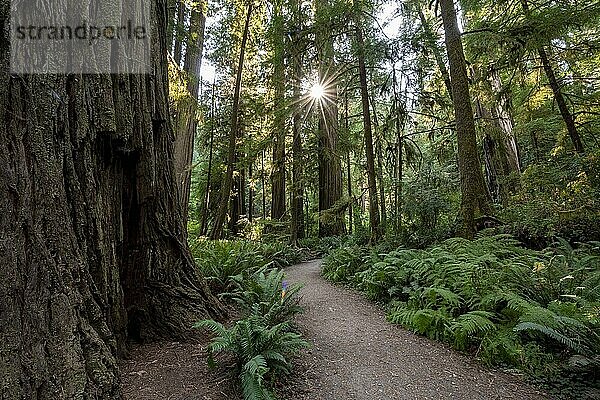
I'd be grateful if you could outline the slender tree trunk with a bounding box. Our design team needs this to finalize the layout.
[0,1,224,398]
[290,27,305,242]
[346,151,353,234]
[271,0,286,221]
[344,93,353,235]
[261,149,267,220]
[240,162,247,217]
[355,18,381,242]
[519,0,584,154]
[538,48,584,153]
[210,2,253,239]
[248,161,254,223]
[439,0,492,238]
[392,67,403,231]
[370,91,387,233]
[201,81,216,235]
[173,3,206,224]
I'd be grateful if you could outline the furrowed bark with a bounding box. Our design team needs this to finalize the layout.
[0,1,223,398]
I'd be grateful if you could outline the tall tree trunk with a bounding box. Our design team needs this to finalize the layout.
[439,0,492,238]
[210,2,253,239]
[174,4,206,226]
[248,161,254,223]
[538,48,584,153]
[261,149,267,219]
[371,97,387,234]
[489,69,521,176]
[201,81,216,235]
[355,18,382,242]
[228,170,240,235]
[476,68,521,205]
[376,140,387,233]
[290,28,305,242]
[315,0,345,237]
[346,151,353,234]
[271,0,286,221]
[344,93,353,235]
[519,0,584,154]
[392,67,403,231]
[0,1,223,398]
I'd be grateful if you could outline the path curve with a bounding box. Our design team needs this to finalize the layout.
[282,259,548,400]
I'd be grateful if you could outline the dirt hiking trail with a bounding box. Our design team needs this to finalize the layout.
[121,259,549,400]
[281,259,548,400]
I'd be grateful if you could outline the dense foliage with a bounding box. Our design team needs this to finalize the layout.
[191,239,305,292]
[322,234,600,398]
[172,0,600,397]
[192,240,309,400]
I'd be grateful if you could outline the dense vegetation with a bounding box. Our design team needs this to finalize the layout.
[4,0,600,397]
[176,0,600,392]
[320,234,600,398]
[178,0,600,246]
[191,240,309,399]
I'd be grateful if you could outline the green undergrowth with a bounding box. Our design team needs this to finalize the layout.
[190,238,306,293]
[192,239,308,400]
[322,234,600,399]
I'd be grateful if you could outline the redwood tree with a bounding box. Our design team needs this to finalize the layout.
[173,2,208,223]
[0,0,223,398]
[315,0,346,237]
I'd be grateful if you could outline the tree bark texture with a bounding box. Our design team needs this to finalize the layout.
[489,69,521,176]
[174,4,207,224]
[439,0,493,238]
[0,1,223,398]
[476,70,521,204]
[290,26,305,242]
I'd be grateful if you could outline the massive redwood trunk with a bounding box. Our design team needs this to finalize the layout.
[290,26,305,242]
[0,1,223,398]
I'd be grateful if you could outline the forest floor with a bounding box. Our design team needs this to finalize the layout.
[121,259,549,400]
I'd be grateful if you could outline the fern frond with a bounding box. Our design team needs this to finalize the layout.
[514,322,586,354]
[450,311,496,350]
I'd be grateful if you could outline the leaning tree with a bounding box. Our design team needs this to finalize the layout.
[0,0,223,398]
